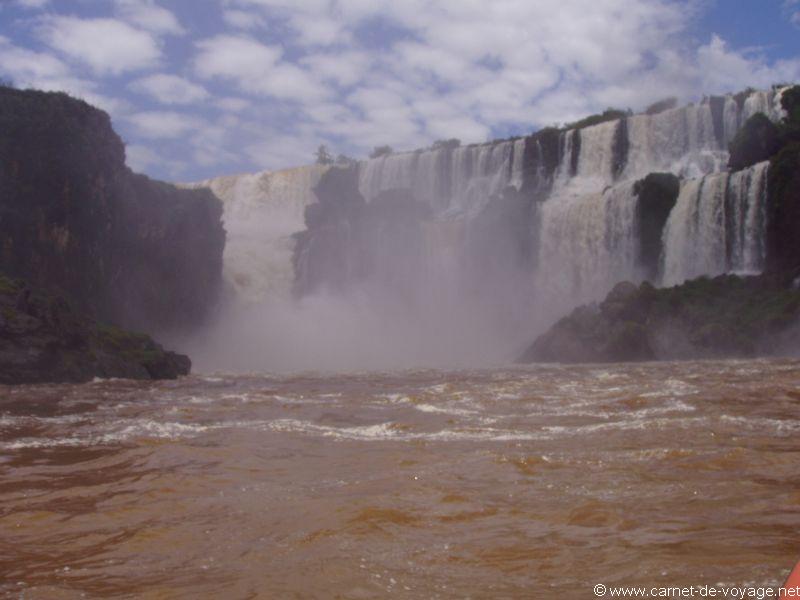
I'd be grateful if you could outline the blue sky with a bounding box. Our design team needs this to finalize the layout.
[0,0,798,182]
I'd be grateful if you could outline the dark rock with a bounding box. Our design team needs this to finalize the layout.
[0,86,224,335]
[708,95,726,148]
[0,274,190,384]
[520,274,800,364]
[569,128,581,176]
[728,113,780,172]
[766,142,800,275]
[532,127,562,180]
[633,173,681,281]
[611,119,629,179]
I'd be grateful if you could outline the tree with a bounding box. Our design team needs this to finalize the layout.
[315,144,333,165]
[335,154,356,166]
[431,138,461,151]
[0,76,14,89]
[369,145,393,159]
[645,97,677,116]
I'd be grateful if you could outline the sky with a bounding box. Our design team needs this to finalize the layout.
[0,0,799,182]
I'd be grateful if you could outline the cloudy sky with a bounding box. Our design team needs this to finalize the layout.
[1,0,799,181]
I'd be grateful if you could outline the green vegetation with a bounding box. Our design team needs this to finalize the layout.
[0,274,191,383]
[369,145,394,159]
[315,144,334,165]
[564,108,631,131]
[431,138,461,151]
[645,97,677,115]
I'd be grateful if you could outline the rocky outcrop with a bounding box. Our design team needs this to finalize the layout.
[728,113,780,172]
[766,87,800,276]
[293,166,431,296]
[0,275,190,384]
[0,86,224,335]
[520,275,800,363]
[633,173,680,281]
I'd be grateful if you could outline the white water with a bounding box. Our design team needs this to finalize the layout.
[536,182,643,308]
[662,161,770,286]
[186,165,328,301]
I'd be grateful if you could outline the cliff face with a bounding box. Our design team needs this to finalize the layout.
[0,86,224,334]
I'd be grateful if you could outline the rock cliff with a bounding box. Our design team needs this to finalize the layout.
[0,86,225,335]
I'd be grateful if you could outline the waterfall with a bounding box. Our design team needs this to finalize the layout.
[188,87,783,366]
[535,182,643,310]
[623,102,723,179]
[186,165,328,301]
[727,161,769,274]
[358,139,524,217]
[661,161,769,286]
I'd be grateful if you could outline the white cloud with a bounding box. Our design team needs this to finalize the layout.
[36,16,161,75]
[215,96,251,112]
[785,0,800,27]
[130,74,209,104]
[127,110,202,138]
[194,34,328,102]
[222,9,265,30]
[126,143,160,171]
[195,34,280,80]
[15,0,49,8]
[0,36,127,114]
[115,0,185,36]
[695,35,800,94]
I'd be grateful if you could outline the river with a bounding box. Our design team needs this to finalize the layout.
[2,359,799,598]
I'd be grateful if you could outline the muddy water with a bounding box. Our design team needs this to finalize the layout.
[1,359,799,598]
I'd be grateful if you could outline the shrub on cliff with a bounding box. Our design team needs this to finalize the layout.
[645,97,678,115]
[565,108,630,131]
[369,145,393,159]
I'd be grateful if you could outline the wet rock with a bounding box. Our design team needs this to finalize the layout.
[520,274,800,364]
[0,275,190,384]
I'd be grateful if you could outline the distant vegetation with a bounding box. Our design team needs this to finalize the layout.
[315,144,334,165]
[431,138,461,150]
[645,97,677,115]
[564,108,631,131]
[335,154,356,166]
[369,145,394,159]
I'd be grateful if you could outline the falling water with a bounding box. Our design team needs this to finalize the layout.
[661,161,770,286]
[186,165,328,301]
[536,182,643,310]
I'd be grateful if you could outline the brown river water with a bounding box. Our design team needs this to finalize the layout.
[1,359,800,599]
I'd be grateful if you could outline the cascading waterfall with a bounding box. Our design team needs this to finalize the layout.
[662,161,770,286]
[188,87,786,368]
[535,182,642,309]
[358,139,526,216]
[186,165,328,301]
